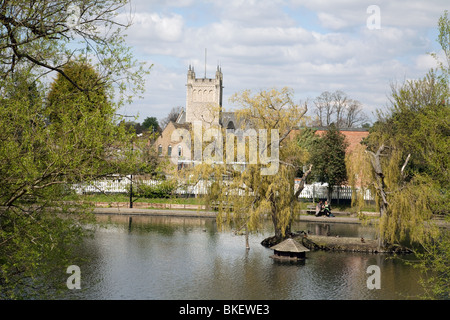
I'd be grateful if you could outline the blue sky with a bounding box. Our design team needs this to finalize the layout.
[116,0,449,124]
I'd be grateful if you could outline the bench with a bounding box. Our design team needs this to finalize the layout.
[306,205,317,215]
[210,201,233,211]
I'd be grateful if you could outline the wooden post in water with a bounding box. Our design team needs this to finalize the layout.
[245,225,250,250]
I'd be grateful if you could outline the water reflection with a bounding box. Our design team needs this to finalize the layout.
[62,215,424,300]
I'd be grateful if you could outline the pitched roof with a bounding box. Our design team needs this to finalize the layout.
[270,238,310,253]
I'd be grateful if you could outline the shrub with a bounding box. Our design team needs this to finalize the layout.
[136,180,177,199]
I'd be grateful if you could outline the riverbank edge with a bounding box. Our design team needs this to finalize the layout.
[92,206,371,225]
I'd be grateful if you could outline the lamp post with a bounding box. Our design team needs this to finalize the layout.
[130,140,134,209]
[119,114,136,209]
[129,172,133,208]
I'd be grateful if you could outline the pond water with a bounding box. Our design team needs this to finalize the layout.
[61,215,424,300]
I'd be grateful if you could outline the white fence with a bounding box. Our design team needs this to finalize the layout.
[73,177,210,196]
[74,178,373,200]
[295,182,373,201]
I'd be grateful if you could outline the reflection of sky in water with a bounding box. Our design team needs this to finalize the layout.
[63,215,423,300]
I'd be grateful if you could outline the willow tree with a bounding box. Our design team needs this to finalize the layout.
[347,12,450,299]
[346,31,449,298]
[178,88,311,247]
[310,124,348,203]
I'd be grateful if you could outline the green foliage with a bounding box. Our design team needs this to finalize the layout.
[366,72,449,189]
[142,116,161,133]
[364,70,450,214]
[0,0,151,299]
[310,124,348,201]
[352,11,450,299]
[135,180,177,199]
[345,143,375,216]
[0,69,138,298]
[431,10,450,78]
[295,128,319,177]
[178,88,310,241]
[47,59,111,123]
[413,231,450,300]
[379,174,442,245]
[0,0,151,105]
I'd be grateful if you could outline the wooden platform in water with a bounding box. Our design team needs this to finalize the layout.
[298,235,411,254]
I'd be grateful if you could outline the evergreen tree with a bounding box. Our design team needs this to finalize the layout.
[142,116,161,133]
[310,124,348,202]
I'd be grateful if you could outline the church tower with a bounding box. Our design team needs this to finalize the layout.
[185,65,223,125]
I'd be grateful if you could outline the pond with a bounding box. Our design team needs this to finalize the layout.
[60,214,424,300]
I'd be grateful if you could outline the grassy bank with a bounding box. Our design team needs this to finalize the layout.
[67,194,206,205]
[67,194,377,213]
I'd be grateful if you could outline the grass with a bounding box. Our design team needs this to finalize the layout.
[69,194,377,213]
[71,193,206,206]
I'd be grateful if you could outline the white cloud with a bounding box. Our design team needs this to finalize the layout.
[317,12,351,30]
[212,0,293,27]
[415,54,440,71]
[117,0,449,123]
[123,12,184,43]
[293,0,448,29]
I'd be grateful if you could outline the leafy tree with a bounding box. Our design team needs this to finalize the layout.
[310,124,348,202]
[0,65,142,298]
[0,0,150,102]
[362,70,449,221]
[47,59,112,126]
[296,127,320,177]
[0,0,149,298]
[142,116,161,133]
[347,11,450,299]
[124,121,145,134]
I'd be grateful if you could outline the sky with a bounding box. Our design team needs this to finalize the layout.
[115,0,448,124]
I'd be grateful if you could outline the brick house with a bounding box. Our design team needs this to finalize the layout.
[313,127,369,153]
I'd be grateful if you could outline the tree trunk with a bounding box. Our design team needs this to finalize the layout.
[294,164,313,199]
[245,225,250,250]
[269,164,314,242]
[367,145,389,218]
[366,145,390,248]
[271,205,283,240]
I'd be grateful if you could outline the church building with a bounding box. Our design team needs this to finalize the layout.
[155,64,241,167]
[154,63,368,170]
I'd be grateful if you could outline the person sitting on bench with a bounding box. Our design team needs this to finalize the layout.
[315,201,324,216]
[323,201,334,217]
